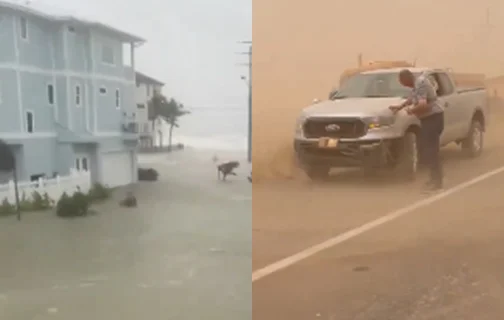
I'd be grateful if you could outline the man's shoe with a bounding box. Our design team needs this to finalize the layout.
[422,181,444,194]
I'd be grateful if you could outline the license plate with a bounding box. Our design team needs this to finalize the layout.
[318,137,338,148]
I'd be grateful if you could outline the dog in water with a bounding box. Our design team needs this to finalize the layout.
[217,161,240,181]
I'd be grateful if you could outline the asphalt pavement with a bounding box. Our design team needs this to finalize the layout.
[253,112,504,319]
[0,148,251,320]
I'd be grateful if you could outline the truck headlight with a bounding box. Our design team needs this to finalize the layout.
[365,116,396,129]
[295,116,307,134]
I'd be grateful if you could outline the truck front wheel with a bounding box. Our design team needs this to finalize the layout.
[394,131,418,181]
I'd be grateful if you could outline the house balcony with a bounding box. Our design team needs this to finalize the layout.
[137,122,153,137]
[121,121,139,141]
[121,121,153,135]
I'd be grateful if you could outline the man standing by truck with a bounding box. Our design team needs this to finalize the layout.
[389,69,444,192]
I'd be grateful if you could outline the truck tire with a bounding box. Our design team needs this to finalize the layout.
[461,119,483,158]
[303,164,330,181]
[394,131,418,181]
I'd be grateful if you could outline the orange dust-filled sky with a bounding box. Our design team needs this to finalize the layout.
[252,0,504,180]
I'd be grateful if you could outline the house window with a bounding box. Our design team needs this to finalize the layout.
[68,26,75,32]
[146,85,150,97]
[115,89,120,109]
[137,103,145,109]
[47,84,54,105]
[81,157,88,171]
[101,45,114,64]
[75,157,89,171]
[99,87,107,94]
[25,111,34,133]
[75,85,81,106]
[20,17,28,40]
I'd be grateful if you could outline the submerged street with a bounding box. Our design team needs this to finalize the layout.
[0,149,251,320]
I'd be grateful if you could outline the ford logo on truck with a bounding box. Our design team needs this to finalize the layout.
[325,124,340,132]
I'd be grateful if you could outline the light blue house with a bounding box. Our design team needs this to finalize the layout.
[0,1,144,187]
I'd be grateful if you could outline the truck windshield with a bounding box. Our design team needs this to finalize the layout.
[332,72,420,99]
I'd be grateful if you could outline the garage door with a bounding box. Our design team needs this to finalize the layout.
[100,151,134,187]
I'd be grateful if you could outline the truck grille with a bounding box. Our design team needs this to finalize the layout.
[303,118,366,139]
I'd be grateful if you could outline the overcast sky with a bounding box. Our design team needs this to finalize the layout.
[33,0,251,109]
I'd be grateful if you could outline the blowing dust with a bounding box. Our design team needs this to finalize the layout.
[252,0,504,182]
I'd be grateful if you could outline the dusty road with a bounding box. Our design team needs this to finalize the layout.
[253,112,504,319]
[0,149,251,320]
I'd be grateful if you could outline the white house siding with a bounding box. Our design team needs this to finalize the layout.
[135,82,149,126]
[20,73,56,131]
[0,69,22,132]
[96,79,136,133]
[69,76,89,133]
[135,82,163,125]
[0,15,16,63]
[21,137,57,181]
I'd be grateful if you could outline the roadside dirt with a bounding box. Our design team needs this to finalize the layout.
[253,108,504,270]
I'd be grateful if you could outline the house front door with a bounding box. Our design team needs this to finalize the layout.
[75,156,90,172]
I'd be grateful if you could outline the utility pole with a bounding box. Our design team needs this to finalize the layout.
[237,41,252,163]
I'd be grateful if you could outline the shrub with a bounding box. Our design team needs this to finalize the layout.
[72,190,90,216]
[43,192,55,208]
[0,198,15,216]
[56,192,73,217]
[0,192,54,217]
[56,191,90,217]
[138,168,159,181]
[88,183,111,201]
[31,191,52,211]
[19,192,33,211]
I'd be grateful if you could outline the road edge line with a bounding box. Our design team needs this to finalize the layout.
[252,165,504,282]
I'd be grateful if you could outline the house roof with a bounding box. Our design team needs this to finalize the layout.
[136,71,164,86]
[0,0,145,43]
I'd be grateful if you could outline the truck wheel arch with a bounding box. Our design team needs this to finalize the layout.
[471,108,485,131]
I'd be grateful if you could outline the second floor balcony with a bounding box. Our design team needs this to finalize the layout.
[121,120,153,138]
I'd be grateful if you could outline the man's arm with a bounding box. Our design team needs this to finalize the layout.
[389,94,413,113]
[409,80,430,113]
[399,95,413,109]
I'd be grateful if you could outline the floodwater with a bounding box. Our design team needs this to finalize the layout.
[0,149,251,320]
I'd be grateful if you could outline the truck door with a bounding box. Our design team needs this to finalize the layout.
[431,72,458,145]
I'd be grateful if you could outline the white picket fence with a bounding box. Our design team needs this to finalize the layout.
[0,169,92,204]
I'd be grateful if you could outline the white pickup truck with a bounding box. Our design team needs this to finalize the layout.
[293,67,488,180]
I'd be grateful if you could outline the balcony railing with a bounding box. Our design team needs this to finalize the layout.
[139,122,152,134]
[121,122,139,134]
[121,121,153,135]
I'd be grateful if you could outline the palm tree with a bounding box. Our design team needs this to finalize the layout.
[148,93,190,148]
[163,98,190,148]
